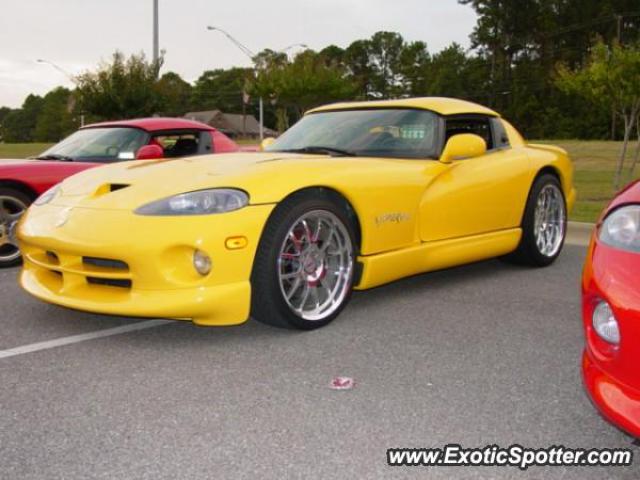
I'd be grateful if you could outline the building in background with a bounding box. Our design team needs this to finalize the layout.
[185,110,277,139]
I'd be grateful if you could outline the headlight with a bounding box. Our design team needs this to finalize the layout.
[599,205,640,252]
[592,300,620,344]
[34,184,61,206]
[134,188,249,216]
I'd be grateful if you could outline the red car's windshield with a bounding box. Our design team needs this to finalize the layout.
[37,127,148,162]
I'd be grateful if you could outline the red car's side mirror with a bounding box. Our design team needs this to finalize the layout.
[136,144,164,160]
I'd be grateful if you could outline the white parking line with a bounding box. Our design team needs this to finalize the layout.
[0,319,173,360]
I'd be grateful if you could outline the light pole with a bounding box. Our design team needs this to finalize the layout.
[36,59,84,127]
[152,0,160,69]
[36,59,74,81]
[205,27,307,140]
[279,43,309,55]
[206,26,264,140]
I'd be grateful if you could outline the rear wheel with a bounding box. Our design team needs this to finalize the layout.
[251,193,356,329]
[506,174,567,266]
[0,187,31,268]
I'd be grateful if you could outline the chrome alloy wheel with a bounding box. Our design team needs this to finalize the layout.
[533,184,566,257]
[278,210,354,321]
[0,195,27,263]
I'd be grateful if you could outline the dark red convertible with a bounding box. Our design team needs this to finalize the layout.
[0,118,239,267]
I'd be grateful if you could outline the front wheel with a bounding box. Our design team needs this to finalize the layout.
[506,174,567,267]
[251,193,356,330]
[0,187,31,268]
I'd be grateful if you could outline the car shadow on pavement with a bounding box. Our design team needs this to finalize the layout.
[95,255,544,351]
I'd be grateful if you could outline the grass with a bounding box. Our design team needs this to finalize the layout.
[537,140,640,222]
[0,143,53,159]
[235,138,260,146]
[1,140,637,223]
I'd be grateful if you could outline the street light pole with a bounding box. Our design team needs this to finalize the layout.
[36,59,84,127]
[206,26,264,140]
[153,0,159,68]
[36,59,74,82]
[205,27,308,140]
[279,43,309,55]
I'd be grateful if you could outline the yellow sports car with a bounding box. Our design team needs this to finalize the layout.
[18,97,576,330]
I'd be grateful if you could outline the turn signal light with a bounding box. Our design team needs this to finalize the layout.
[225,236,248,250]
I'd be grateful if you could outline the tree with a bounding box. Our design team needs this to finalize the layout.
[75,51,163,119]
[557,41,640,188]
[191,67,252,113]
[34,87,76,142]
[318,45,346,67]
[343,39,375,99]
[397,41,430,96]
[0,94,44,142]
[0,107,12,142]
[426,44,473,98]
[367,31,405,98]
[156,72,192,116]
[249,50,358,131]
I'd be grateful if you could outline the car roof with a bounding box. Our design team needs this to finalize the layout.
[82,117,215,132]
[307,97,499,117]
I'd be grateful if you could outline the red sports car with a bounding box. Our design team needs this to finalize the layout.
[582,179,640,438]
[0,118,239,267]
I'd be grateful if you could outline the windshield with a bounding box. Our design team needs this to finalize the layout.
[38,127,149,162]
[267,108,440,159]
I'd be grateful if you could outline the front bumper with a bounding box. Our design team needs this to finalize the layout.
[582,234,640,437]
[582,350,640,438]
[567,187,577,213]
[18,203,275,326]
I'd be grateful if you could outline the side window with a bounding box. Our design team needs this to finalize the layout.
[152,131,200,158]
[491,118,510,149]
[199,131,213,154]
[445,117,494,150]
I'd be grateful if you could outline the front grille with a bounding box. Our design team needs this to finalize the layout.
[24,247,133,292]
[46,251,60,265]
[83,257,129,270]
[86,277,132,288]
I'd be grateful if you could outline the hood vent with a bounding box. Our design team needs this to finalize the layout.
[92,183,131,197]
[109,183,130,192]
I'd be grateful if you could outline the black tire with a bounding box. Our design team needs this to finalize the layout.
[504,173,567,267]
[0,187,32,268]
[250,191,356,330]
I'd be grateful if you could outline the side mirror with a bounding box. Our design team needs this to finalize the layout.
[136,144,164,160]
[440,134,487,164]
[260,137,276,151]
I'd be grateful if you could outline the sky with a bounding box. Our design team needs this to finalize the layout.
[0,0,477,108]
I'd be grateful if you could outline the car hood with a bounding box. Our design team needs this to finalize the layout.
[0,158,35,166]
[0,158,55,168]
[48,152,446,211]
[0,158,92,169]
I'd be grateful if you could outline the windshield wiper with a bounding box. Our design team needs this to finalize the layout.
[33,154,74,162]
[278,146,357,157]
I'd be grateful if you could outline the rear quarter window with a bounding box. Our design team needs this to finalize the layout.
[491,118,510,149]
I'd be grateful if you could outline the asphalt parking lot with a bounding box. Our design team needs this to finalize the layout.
[1,244,637,479]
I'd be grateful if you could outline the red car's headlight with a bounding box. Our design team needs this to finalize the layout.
[599,204,640,252]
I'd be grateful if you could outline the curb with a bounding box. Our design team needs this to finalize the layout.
[566,221,594,246]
